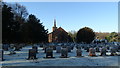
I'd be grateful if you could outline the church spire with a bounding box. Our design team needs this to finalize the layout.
[54,19,56,27]
[52,19,57,32]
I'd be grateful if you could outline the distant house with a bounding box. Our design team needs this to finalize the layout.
[48,19,72,43]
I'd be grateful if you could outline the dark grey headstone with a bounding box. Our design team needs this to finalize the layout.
[27,49,37,60]
[71,45,74,50]
[60,48,68,58]
[86,47,89,52]
[56,46,61,53]
[9,45,16,55]
[100,47,107,56]
[76,49,82,57]
[32,46,38,53]
[46,47,53,58]
[0,49,3,61]
[44,46,48,53]
[67,46,71,52]
[95,47,100,52]
[3,44,9,51]
[110,47,117,56]
[14,44,21,51]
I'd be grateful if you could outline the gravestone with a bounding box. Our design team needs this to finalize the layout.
[56,46,61,53]
[53,45,56,50]
[44,46,48,53]
[27,49,37,60]
[45,47,54,58]
[3,44,9,51]
[43,45,46,50]
[67,46,71,52]
[71,45,74,50]
[40,43,44,47]
[32,46,38,53]
[9,45,16,55]
[100,47,107,56]
[106,45,110,50]
[86,47,89,52]
[0,49,3,61]
[76,45,81,49]
[76,49,82,57]
[60,48,68,58]
[89,48,96,56]
[95,47,100,52]
[110,47,117,56]
[14,44,21,51]
[19,44,23,49]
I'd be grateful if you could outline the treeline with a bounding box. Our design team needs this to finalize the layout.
[95,32,110,39]
[2,3,48,44]
[68,30,120,43]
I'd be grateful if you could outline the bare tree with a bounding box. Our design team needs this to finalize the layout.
[10,3,28,24]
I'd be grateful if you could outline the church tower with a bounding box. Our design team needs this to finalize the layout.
[52,19,57,31]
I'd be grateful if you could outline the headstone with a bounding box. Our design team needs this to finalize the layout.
[86,47,89,52]
[95,47,100,52]
[14,44,21,51]
[56,46,61,53]
[19,44,23,49]
[89,48,96,56]
[32,46,38,53]
[0,49,3,61]
[9,45,16,55]
[60,48,68,58]
[76,45,81,49]
[67,46,71,52]
[76,49,82,57]
[106,45,110,50]
[71,45,74,50]
[53,45,56,50]
[27,49,37,60]
[110,47,117,56]
[3,44,9,51]
[45,47,54,58]
[100,47,107,56]
[40,43,44,47]
[44,46,48,53]
[118,46,120,50]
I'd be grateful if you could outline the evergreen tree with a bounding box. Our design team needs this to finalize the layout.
[20,14,48,43]
[76,27,95,44]
[2,4,16,43]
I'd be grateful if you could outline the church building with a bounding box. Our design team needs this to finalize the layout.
[48,19,72,43]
